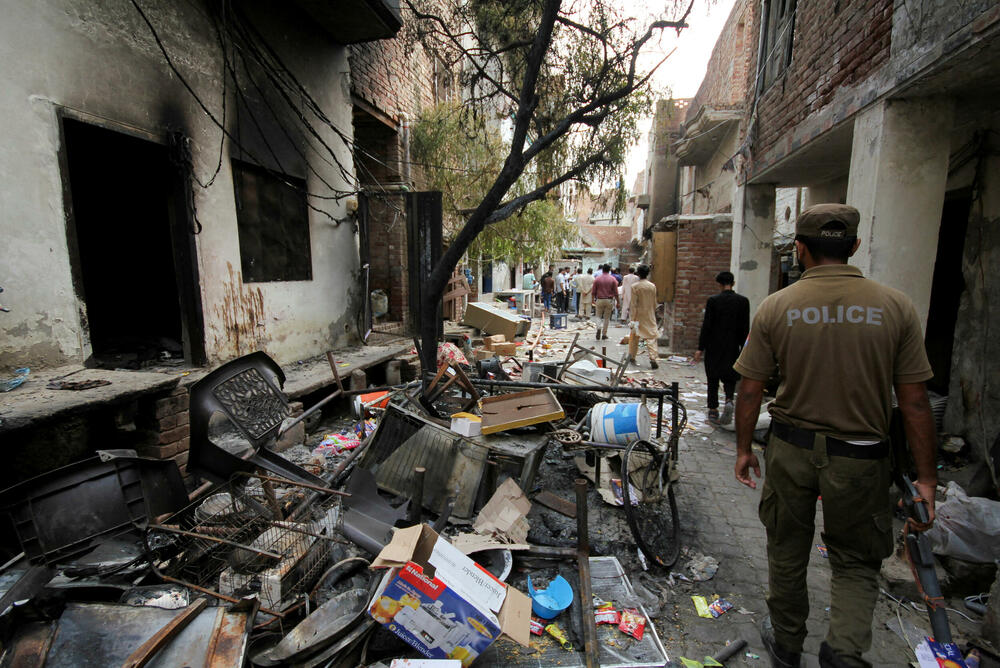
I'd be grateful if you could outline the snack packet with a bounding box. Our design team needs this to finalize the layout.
[595,602,620,625]
[529,616,545,636]
[708,598,734,618]
[618,608,647,640]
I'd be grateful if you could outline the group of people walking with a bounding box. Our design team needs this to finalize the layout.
[525,264,645,322]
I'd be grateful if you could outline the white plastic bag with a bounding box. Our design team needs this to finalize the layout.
[925,481,1000,563]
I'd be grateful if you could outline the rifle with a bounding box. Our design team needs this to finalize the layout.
[889,408,951,644]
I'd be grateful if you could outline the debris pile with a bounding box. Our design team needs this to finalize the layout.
[0,314,688,666]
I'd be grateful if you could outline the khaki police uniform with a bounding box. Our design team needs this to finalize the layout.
[735,264,932,662]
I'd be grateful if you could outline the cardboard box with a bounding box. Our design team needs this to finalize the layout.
[369,525,530,664]
[462,303,527,341]
[482,334,506,349]
[472,348,495,362]
[450,412,482,437]
[478,388,565,435]
[491,342,517,356]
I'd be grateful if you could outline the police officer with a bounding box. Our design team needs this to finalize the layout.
[732,204,938,668]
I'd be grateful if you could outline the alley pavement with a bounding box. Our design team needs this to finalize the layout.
[565,314,934,667]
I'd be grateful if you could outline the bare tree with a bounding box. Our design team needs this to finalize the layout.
[407,0,694,376]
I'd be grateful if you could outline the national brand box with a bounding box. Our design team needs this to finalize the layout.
[369,525,530,666]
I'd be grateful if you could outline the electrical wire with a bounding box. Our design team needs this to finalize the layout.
[130,0,362,227]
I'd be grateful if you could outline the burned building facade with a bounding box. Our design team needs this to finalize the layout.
[0,0,402,372]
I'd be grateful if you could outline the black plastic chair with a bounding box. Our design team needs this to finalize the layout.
[188,351,325,487]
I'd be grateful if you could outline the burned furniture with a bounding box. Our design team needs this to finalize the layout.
[0,451,188,565]
[188,351,325,487]
[355,404,489,522]
[146,475,347,617]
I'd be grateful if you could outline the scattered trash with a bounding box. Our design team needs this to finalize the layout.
[545,622,573,650]
[686,553,719,581]
[737,607,755,615]
[692,595,713,618]
[594,602,620,625]
[816,544,829,558]
[449,411,482,436]
[46,378,112,390]
[707,598,733,618]
[529,616,545,635]
[915,637,969,668]
[527,574,573,619]
[610,477,640,506]
[925,481,1000,563]
[473,478,532,544]
[745,651,760,659]
[618,608,647,640]
[0,367,29,392]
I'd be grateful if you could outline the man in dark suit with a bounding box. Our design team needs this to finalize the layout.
[694,271,750,424]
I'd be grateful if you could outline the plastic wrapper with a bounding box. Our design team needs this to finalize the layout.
[708,598,733,618]
[925,481,1000,563]
[594,602,620,625]
[618,608,646,640]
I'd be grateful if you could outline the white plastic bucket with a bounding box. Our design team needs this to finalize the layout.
[590,402,650,444]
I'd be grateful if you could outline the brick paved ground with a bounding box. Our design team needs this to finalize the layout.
[585,320,980,667]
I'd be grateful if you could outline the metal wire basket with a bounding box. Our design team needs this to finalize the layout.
[147,476,345,617]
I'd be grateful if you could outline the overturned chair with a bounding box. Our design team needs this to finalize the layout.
[188,351,325,487]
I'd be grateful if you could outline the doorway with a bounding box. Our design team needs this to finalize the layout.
[924,189,971,395]
[62,118,200,368]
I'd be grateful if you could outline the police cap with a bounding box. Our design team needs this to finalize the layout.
[795,203,860,239]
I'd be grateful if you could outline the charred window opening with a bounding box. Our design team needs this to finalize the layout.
[758,0,797,92]
[232,160,312,283]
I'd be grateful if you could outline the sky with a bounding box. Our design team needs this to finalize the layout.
[623,0,738,188]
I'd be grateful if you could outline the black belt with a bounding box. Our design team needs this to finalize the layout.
[771,421,889,460]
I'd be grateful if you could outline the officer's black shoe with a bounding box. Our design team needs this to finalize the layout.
[759,616,801,668]
[818,642,869,668]
[650,360,659,370]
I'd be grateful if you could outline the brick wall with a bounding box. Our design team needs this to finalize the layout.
[136,386,191,477]
[350,6,443,328]
[366,193,409,323]
[687,0,755,120]
[670,217,733,351]
[745,0,893,170]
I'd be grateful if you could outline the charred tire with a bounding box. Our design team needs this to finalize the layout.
[622,439,680,568]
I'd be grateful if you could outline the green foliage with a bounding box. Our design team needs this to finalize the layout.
[411,100,576,263]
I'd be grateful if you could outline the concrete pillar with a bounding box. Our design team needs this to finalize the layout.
[732,183,776,314]
[846,98,953,329]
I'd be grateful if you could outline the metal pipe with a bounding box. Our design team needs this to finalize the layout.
[276,388,342,437]
[575,478,598,668]
[466,376,680,399]
[235,472,351,497]
[148,525,281,560]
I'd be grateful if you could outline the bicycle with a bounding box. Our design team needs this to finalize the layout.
[553,391,687,569]
[622,434,682,569]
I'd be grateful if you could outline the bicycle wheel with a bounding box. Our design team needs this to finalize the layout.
[622,439,680,568]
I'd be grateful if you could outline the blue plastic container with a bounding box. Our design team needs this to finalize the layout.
[527,574,574,619]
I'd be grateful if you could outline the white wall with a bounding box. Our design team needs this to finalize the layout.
[0,0,358,368]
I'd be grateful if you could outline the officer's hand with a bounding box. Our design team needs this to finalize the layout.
[911,479,937,529]
[693,350,703,363]
[735,452,761,490]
